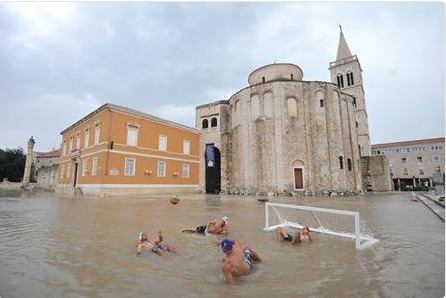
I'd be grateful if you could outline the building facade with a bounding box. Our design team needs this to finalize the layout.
[56,104,200,197]
[372,137,445,191]
[35,149,60,191]
[196,29,374,196]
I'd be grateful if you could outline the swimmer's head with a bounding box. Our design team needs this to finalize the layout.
[222,216,230,226]
[221,238,233,254]
[139,231,148,241]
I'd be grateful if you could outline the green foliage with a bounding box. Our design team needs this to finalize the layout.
[0,148,26,182]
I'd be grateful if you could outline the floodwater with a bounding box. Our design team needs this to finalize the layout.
[0,191,444,298]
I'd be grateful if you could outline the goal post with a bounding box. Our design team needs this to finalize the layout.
[264,202,379,250]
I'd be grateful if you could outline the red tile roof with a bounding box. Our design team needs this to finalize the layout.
[36,149,61,158]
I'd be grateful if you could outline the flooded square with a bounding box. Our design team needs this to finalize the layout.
[0,191,444,297]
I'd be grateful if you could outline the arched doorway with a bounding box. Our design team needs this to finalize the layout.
[291,159,305,190]
[205,144,221,194]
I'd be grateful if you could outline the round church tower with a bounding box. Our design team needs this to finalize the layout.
[248,63,303,85]
[222,62,362,195]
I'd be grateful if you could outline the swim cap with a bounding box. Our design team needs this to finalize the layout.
[304,226,310,233]
[221,239,233,254]
[222,216,230,225]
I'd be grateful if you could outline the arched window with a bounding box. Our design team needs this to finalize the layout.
[349,72,354,85]
[202,119,209,129]
[211,117,218,127]
[337,75,344,88]
[339,156,344,169]
[319,99,324,108]
[347,158,352,171]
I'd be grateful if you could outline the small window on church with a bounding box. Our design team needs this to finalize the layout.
[346,72,355,86]
[355,121,359,128]
[337,75,344,88]
[319,99,324,107]
[262,77,265,83]
[347,158,352,171]
[352,97,357,108]
[211,117,218,127]
[202,119,209,129]
[291,74,294,80]
[339,156,344,169]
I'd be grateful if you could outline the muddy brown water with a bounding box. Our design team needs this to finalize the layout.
[0,191,444,298]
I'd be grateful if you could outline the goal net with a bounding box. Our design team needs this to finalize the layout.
[264,202,379,250]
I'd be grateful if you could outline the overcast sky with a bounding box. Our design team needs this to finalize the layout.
[0,2,444,152]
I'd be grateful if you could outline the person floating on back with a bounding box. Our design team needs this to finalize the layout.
[181,216,230,235]
[276,226,312,245]
[215,237,262,285]
[136,230,179,258]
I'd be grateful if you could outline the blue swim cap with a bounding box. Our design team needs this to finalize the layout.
[221,239,233,254]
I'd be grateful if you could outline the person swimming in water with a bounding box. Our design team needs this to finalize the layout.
[276,226,312,245]
[136,230,179,257]
[181,216,230,236]
[216,237,262,285]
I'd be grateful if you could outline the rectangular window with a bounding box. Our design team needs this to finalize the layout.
[159,134,167,151]
[157,161,166,177]
[403,168,408,175]
[84,128,90,148]
[127,126,138,146]
[82,159,88,176]
[125,158,136,176]
[182,164,190,178]
[419,168,425,175]
[66,163,71,178]
[92,157,98,176]
[433,155,440,163]
[183,140,190,155]
[94,125,100,145]
[76,133,81,149]
[401,157,407,163]
[417,156,423,163]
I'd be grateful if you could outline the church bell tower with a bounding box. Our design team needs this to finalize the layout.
[329,26,371,156]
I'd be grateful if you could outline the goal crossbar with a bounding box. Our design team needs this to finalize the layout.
[264,202,379,250]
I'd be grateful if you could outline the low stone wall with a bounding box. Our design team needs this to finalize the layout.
[0,182,23,190]
[56,184,200,198]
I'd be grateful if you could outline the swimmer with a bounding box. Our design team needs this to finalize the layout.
[276,226,312,245]
[136,230,179,257]
[181,216,230,235]
[216,238,262,285]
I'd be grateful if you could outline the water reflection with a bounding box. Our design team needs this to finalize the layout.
[0,191,444,298]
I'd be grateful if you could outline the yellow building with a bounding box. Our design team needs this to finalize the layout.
[56,103,199,197]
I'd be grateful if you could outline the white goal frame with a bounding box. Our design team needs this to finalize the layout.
[264,202,379,250]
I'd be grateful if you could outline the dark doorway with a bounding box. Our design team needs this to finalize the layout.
[73,163,78,187]
[294,168,303,189]
[205,144,221,194]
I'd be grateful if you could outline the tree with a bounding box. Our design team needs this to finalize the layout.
[0,148,26,182]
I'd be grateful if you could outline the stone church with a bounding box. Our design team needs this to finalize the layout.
[196,28,391,196]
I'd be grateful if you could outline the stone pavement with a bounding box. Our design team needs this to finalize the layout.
[416,193,445,222]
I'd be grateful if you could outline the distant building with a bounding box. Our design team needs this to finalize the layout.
[56,103,200,197]
[35,149,60,191]
[372,137,445,191]
[195,28,390,196]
